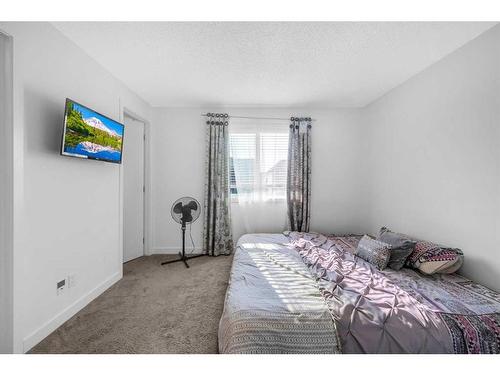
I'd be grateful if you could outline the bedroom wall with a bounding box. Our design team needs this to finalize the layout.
[150,107,364,253]
[0,22,152,352]
[0,30,14,354]
[362,24,500,290]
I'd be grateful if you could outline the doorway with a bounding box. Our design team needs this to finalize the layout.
[122,114,146,263]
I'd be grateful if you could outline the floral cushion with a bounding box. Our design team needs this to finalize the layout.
[356,235,392,270]
[406,241,464,275]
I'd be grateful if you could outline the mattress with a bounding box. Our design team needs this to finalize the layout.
[218,232,500,354]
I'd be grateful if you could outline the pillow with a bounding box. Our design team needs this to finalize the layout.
[377,227,416,270]
[406,241,464,275]
[356,235,392,270]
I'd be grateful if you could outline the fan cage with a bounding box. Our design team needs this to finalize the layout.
[171,197,201,224]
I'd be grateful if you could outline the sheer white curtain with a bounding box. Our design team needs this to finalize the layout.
[229,119,289,240]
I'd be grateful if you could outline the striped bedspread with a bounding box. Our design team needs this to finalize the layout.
[218,233,341,354]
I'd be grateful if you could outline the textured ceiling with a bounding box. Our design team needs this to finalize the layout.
[52,22,496,108]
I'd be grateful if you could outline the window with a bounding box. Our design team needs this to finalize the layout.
[229,122,288,203]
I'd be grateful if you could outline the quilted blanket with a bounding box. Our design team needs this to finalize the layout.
[286,231,500,354]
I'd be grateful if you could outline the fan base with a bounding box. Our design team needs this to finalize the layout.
[161,252,206,268]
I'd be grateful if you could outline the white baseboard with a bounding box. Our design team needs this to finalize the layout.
[22,272,121,353]
[150,247,204,255]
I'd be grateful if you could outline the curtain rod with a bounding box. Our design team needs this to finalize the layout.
[201,113,316,121]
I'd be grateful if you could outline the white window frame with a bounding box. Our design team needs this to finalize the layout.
[229,120,289,204]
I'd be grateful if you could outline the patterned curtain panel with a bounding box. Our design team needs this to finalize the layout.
[203,113,234,256]
[287,117,312,232]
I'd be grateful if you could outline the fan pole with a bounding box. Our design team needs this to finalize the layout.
[181,223,186,259]
[161,221,205,268]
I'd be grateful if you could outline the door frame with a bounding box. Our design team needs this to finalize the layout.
[0,29,14,353]
[120,107,151,264]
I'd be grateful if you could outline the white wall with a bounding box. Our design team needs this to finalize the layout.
[362,25,500,290]
[0,29,14,354]
[0,22,152,352]
[150,108,364,253]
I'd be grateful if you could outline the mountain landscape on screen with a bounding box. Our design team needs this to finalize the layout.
[62,101,124,162]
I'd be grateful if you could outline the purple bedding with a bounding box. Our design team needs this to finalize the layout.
[286,232,500,354]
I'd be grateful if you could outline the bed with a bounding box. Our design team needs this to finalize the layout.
[218,232,500,354]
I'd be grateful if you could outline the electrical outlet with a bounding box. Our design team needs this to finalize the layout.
[56,279,66,295]
[67,274,77,288]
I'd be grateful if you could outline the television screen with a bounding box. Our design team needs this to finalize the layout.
[61,99,124,164]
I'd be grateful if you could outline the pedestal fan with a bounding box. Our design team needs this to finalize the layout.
[161,197,204,268]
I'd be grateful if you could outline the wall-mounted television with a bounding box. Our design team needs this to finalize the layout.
[61,98,124,164]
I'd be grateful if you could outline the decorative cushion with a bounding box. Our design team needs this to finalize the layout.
[377,227,416,270]
[406,241,464,275]
[356,235,392,270]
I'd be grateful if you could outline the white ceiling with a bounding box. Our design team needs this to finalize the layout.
[53,22,496,108]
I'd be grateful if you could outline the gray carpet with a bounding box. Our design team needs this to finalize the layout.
[29,254,233,354]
